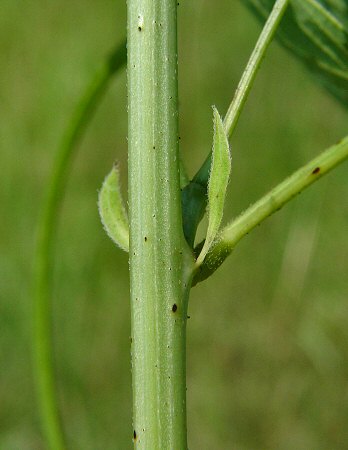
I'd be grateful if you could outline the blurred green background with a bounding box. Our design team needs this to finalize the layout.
[1,0,348,449]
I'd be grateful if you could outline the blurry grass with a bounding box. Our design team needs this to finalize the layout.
[1,0,347,449]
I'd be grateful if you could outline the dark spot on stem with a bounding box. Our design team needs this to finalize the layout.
[312,167,320,174]
[138,26,142,31]
[144,236,147,242]
[172,304,177,312]
[187,315,191,319]
[133,430,137,440]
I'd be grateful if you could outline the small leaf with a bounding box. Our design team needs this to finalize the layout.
[196,107,231,265]
[98,163,129,252]
[244,0,348,107]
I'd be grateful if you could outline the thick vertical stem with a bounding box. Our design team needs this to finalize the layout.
[127,0,193,448]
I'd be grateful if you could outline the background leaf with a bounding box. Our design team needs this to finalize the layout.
[244,0,348,106]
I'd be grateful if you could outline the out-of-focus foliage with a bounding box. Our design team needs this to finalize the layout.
[245,0,348,106]
[1,0,347,449]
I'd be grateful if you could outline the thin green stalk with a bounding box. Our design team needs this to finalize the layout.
[127,0,194,447]
[185,0,289,247]
[193,135,348,285]
[33,42,126,450]
[223,0,289,137]
[194,0,289,182]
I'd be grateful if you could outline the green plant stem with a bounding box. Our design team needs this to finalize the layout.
[193,135,348,285]
[127,0,194,448]
[224,0,289,137]
[194,0,289,182]
[33,42,126,450]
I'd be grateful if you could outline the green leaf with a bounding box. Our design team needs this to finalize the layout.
[244,0,348,106]
[181,180,207,248]
[181,153,213,249]
[196,107,231,266]
[98,163,129,252]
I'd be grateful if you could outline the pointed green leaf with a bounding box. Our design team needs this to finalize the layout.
[196,107,231,265]
[245,0,348,107]
[98,163,129,252]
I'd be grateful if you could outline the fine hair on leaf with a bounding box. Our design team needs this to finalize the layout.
[196,107,231,265]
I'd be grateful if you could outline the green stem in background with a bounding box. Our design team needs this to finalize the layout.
[193,135,348,285]
[185,0,289,242]
[33,41,126,450]
[127,0,194,447]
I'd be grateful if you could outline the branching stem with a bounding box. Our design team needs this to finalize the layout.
[194,135,348,284]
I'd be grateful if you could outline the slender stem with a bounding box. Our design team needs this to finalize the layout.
[223,0,289,137]
[33,42,126,450]
[127,0,194,448]
[193,135,348,285]
[182,0,289,250]
[193,0,289,182]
